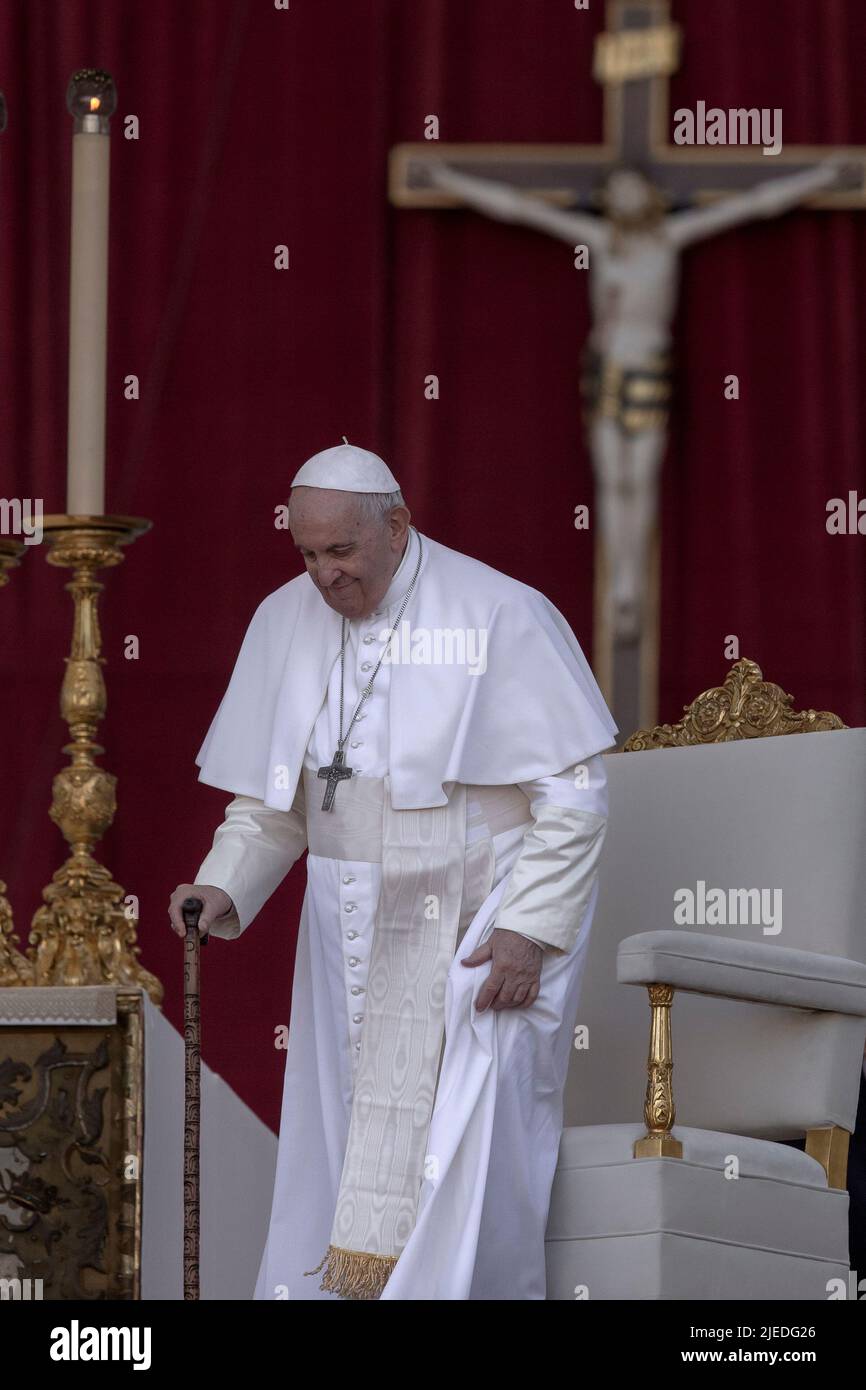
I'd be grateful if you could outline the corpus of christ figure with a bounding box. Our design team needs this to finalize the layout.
[426,155,858,643]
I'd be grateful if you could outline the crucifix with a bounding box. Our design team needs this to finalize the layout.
[317,748,353,812]
[389,0,865,738]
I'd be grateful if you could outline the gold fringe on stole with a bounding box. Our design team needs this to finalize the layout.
[304,1244,398,1300]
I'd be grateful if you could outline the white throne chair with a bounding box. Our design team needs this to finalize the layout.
[545,659,866,1300]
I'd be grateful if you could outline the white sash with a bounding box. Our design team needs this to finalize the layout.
[303,771,466,1297]
[302,772,531,1298]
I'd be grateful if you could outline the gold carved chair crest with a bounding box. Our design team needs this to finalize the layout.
[623,656,846,751]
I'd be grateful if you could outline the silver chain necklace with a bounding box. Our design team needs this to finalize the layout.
[317,528,423,810]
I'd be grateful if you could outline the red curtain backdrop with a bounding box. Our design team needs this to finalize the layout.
[1,0,864,1130]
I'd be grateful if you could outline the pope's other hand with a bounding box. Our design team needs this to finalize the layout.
[167,883,234,939]
[461,928,542,1011]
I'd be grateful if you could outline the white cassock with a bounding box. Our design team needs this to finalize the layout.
[194,525,617,1299]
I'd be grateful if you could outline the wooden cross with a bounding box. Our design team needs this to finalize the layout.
[389,0,866,737]
[317,749,353,812]
[391,0,866,211]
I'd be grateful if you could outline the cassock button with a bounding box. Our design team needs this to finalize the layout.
[360,662,372,672]
[355,1043,361,1051]
[363,635,375,644]
[342,875,355,885]
[344,903,357,913]
[353,1013,363,1024]
[350,740,362,749]
[346,930,358,940]
[348,957,359,967]
[350,986,363,995]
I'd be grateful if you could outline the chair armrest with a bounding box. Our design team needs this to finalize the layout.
[617,930,866,1016]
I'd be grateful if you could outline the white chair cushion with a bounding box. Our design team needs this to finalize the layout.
[546,1124,850,1300]
[556,1122,828,1186]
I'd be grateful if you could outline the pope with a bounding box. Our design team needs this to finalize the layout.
[168,443,617,1300]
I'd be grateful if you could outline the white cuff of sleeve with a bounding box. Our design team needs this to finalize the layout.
[195,791,307,939]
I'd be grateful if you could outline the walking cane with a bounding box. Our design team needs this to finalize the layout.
[182,896,208,1300]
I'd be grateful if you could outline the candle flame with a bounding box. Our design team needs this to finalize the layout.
[89,96,101,112]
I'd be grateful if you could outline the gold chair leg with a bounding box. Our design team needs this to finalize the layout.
[805,1125,850,1190]
[634,983,683,1159]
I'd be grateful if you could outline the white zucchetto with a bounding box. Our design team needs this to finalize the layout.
[290,444,400,493]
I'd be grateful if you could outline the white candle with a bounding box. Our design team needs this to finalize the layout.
[65,71,116,517]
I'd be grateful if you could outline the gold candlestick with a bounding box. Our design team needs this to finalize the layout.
[29,515,162,1002]
[0,535,26,587]
[0,537,35,983]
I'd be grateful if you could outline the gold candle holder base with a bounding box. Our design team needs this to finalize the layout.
[0,539,33,981]
[0,536,27,587]
[0,880,32,985]
[27,515,162,1002]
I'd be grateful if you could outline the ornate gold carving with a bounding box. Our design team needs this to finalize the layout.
[25,517,162,1003]
[0,990,143,1298]
[0,537,26,588]
[624,657,846,751]
[634,983,683,1159]
[0,883,33,986]
[117,991,144,1298]
[0,543,33,984]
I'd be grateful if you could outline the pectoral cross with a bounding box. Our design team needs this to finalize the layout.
[317,749,353,811]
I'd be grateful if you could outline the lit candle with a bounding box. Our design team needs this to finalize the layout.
[65,70,116,517]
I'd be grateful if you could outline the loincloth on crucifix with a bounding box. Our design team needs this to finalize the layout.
[580,347,674,436]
